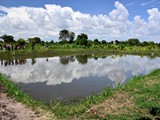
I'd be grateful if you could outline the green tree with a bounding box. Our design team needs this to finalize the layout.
[1,34,15,43]
[0,41,3,50]
[101,40,107,44]
[109,41,114,44]
[17,38,26,45]
[34,37,41,44]
[59,29,75,43]
[93,39,100,44]
[69,31,75,43]
[140,41,148,46]
[28,38,36,50]
[115,40,120,44]
[59,40,68,44]
[75,33,88,46]
[87,40,92,47]
[50,40,54,44]
[17,38,26,49]
[28,38,35,44]
[148,41,156,50]
[40,40,45,46]
[59,29,69,41]
[148,41,155,46]
[127,38,140,46]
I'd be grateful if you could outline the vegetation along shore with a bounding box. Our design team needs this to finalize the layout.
[1,29,160,59]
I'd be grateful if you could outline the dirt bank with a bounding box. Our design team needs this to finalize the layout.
[0,83,54,120]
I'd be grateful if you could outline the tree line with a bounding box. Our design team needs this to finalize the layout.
[0,29,160,51]
[58,29,160,47]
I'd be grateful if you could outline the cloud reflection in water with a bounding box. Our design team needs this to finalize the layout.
[0,55,160,87]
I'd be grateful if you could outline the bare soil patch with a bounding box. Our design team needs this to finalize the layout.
[88,92,134,117]
[0,83,54,120]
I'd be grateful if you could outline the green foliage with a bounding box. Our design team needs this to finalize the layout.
[141,41,149,46]
[75,33,88,46]
[28,37,41,44]
[115,40,121,44]
[59,40,68,44]
[69,31,75,43]
[1,32,160,53]
[1,34,15,43]
[41,41,45,46]
[34,37,41,43]
[59,29,69,41]
[148,41,155,46]
[17,38,26,46]
[59,29,75,43]
[101,40,107,44]
[93,39,100,45]
[50,40,54,44]
[127,38,140,46]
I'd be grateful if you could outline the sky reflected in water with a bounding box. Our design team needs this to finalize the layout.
[0,54,160,103]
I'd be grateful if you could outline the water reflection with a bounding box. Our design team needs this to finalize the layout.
[59,56,75,65]
[31,58,36,65]
[46,58,48,62]
[0,55,160,85]
[0,54,160,103]
[1,59,27,66]
[0,54,156,66]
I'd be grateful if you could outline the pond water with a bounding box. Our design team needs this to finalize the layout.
[0,54,160,104]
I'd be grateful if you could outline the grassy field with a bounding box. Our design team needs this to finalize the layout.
[0,68,160,119]
[1,41,160,59]
[0,47,160,60]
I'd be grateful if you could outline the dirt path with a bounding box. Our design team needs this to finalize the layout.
[0,93,54,120]
[0,83,55,120]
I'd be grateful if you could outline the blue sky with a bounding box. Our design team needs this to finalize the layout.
[0,0,160,42]
[1,0,160,20]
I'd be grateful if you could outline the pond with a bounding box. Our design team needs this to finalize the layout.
[0,54,160,104]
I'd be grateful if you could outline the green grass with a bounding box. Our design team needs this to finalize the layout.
[103,70,160,120]
[1,69,160,119]
[1,43,160,60]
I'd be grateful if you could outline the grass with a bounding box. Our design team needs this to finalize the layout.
[0,46,160,60]
[87,70,160,119]
[0,69,160,119]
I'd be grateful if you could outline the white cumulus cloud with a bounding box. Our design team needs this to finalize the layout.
[0,1,160,41]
